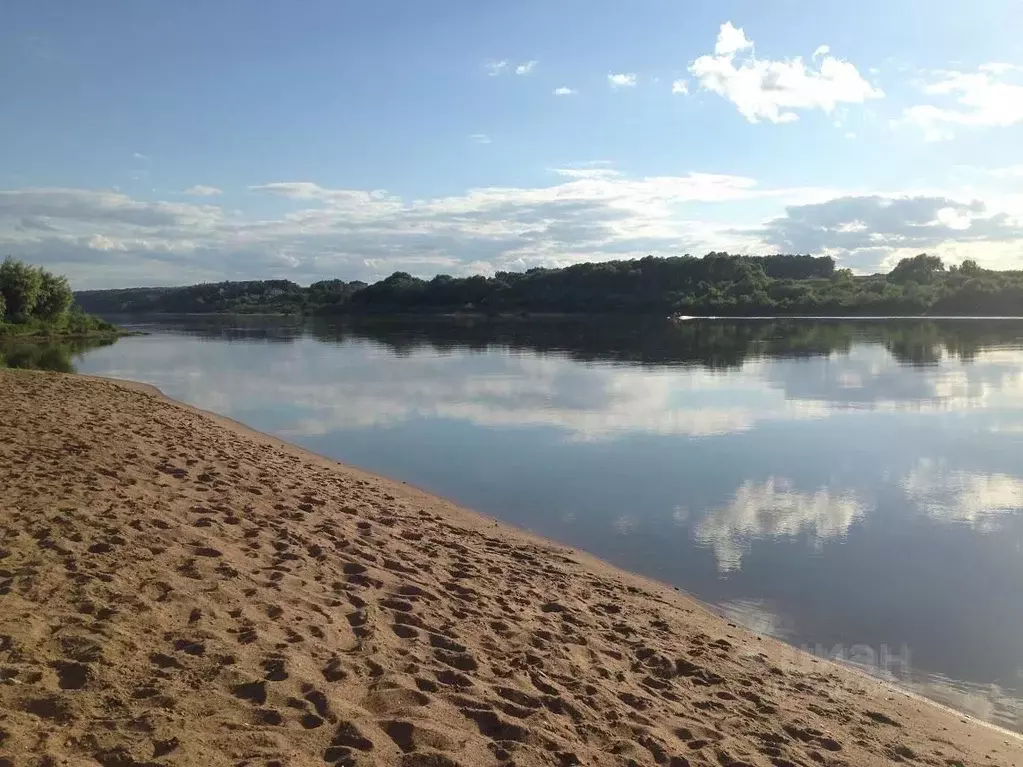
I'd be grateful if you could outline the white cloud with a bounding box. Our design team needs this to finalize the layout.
[550,167,622,180]
[903,459,1023,528]
[468,133,492,145]
[484,60,508,76]
[486,59,537,77]
[714,21,752,56]
[608,73,637,89]
[0,187,222,229]
[183,185,223,197]
[754,341,1023,413]
[88,233,128,252]
[902,65,1023,140]
[132,152,148,161]
[194,347,825,443]
[990,165,1023,178]
[671,79,690,95]
[689,22,883,123]
[753,194,1023,273]
[813,45,830,59]
[553,86,576,96]
[695,477,865,571]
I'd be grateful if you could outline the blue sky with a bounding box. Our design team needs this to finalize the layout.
[1,0,1021,288]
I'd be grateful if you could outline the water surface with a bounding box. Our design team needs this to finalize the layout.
[72,316,1023,731]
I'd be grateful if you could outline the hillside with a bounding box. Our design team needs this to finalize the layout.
[74,253,1023,317]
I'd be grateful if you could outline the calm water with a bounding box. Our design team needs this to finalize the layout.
[70,315,1023,731]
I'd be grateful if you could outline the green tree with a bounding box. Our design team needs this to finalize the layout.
[0,257,44,320]
[33,270,74,320]
[959,259,983,275]
[888,253,945,284]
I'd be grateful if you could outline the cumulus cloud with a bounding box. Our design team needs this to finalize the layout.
[515,60,537,75]
[183,185,223,197]
[553,86,576,96]
[671,79,690,95]
[695,477,865,571]
[755,342,1023,412]
[608,73,637,89]
[753,194,1023,272]
[689,22,882,123]
[903,459,1023,528]
[714,21,752,56]
[902,65,1023,140]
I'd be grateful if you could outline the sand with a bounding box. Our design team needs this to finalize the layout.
[0,370,1019,767]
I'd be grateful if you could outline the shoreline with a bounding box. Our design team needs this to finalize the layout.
[95,374,1023,740]
[79,310,1023,321]
[1,368,1019,765]
[0,328,140,341]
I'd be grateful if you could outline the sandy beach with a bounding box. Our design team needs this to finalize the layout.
[0,369,1019,766]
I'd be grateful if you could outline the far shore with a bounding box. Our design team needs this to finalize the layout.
[0,368,1019,766]
[80,309,1023,320]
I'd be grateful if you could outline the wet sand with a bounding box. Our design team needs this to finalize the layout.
[0,369,1019,766]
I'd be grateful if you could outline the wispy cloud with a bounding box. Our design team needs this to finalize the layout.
[671,79,689,95]
[550,167,622,180]
[486,59,537,77]
[553,86,576,96]
[132,152,149,161]
[901,65,1023,140]
[468,133,492,145]
[990,165,1023,178]
[183,185,223,197]
[484,60,508,76]
[689,21,882,123]
[608,73,637,89]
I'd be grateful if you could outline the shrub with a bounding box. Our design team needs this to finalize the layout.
[35,271,74,320]
[0,257,43,319]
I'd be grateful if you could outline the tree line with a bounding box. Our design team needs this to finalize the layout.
[72,252,1023,317]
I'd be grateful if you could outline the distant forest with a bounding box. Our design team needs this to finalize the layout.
[74,253,1023,317]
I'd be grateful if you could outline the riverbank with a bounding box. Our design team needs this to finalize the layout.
[0,370,1018,766]
[0,318,133,340]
